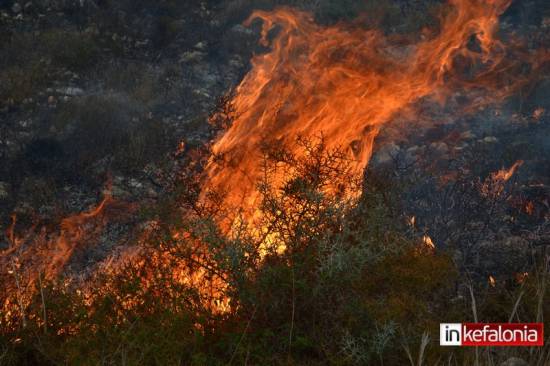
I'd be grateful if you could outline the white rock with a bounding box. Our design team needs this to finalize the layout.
[373,143,400,164]
[460,130,476,140]
[430,141,449,154]
[0,182,9,200]
[231,24,254,36]
[12,3,22,13]
[179,50,205,63]
[57,87,84,96]
[128,178,143,189]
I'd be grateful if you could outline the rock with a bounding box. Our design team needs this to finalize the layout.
[128,178,143,189]
[0,182,10,200]
[111,185,130,199]
[84,25,100,35]
[18,119,31,128]
[194,41,207,50]
[179,50,205,63]
[430,141,449,154]
[406,145,420,155]
[460,130,476,140]
[500,357,528,366]
[12,3,22,13]
[372,143,400,164]
[230,24,254,37]
[56,87,84,96]
[229,56,244,69]
[482,136,498,143]
[146,188,158,198]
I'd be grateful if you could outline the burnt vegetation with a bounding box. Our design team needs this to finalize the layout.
[1,0,550,365]
[1,137,550,365]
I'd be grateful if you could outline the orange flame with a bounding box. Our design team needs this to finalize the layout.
[422,235,436,250]
[45,194,112,280]
[515,272,528,284]
[492,160,524,182]
[202,0,545,230]
[1,192,117,327]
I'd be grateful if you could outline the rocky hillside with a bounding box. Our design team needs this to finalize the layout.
[1,1,550,365]
[0,0,548,271]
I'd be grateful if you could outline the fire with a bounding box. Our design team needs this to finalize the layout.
[2,0,548,331]
[45,193,112,280]
[492,160,524,182]
[1,193,118,327]
[202,0,547,231]
[524,201,535,216]
[422,235,436,250]
[515,272,528,284]
[532,107,545,121]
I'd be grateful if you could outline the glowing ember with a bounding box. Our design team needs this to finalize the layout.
[492,160,524,182]
[533,107,545,120]
[515,272,529,284]
[422,235,435,251]
[422,235,436,250]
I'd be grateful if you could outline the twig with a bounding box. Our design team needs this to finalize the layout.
[402,341,415,366]
[11,261,26,328]
[288,266,296,360]
[467,281,479,366]
[417,332,430,366]
[508,290,524,323]
[227,305,257,366]
[38,271,47,334]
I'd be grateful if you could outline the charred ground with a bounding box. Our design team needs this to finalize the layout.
[1,0,550,365]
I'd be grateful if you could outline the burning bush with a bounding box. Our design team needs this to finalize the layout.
[2,136,550,365]
[1,0,549,364]
[0,139,455,365]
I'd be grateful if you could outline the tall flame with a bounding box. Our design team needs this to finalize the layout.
[202,0,545,229]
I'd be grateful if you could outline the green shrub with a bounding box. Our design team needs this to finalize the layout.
[2,138,547,365]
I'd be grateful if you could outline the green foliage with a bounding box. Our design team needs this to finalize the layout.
[2,139,547,365]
